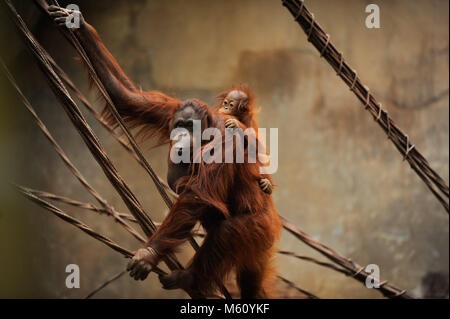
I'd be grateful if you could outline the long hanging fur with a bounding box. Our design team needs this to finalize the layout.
[147,100,281,297]
[76,20,280,297]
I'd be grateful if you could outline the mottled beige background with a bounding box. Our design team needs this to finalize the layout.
[0,0,448,299]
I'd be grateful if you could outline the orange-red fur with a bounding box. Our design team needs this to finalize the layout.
[77,21,281,298]
[146,104,281,297]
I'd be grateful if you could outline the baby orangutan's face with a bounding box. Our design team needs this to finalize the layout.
[219,90,248,115]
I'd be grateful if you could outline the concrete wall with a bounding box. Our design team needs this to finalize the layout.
[0,0,448,298]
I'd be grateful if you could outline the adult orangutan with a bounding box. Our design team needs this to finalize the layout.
[49,5,281,298]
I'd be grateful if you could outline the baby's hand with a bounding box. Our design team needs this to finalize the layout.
[225,118,239,129]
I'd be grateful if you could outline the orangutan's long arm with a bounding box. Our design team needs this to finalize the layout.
[49,5,179,138]
[76,22,139,92]
[126,195,202,281]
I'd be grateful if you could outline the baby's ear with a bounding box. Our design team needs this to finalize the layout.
[237,98,249,112]
[215,91,228,101]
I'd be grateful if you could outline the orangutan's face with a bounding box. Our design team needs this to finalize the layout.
[219,90,248,115]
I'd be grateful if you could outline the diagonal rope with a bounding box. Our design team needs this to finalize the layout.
[15,185,167,277]
[278,250,349,275]
[277,275,319,299]
[85,270,127,299]
[281,216,411,299]
[23,186,139,228]
[26,189,137,223]
[282,0,449,213]
[0,59,145,243]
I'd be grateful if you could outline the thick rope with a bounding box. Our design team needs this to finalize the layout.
[282,0,449,213]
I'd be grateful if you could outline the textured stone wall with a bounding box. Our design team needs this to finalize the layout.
[0,0,448,298]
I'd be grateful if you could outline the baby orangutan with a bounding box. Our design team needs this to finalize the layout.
[217,88,273,194]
